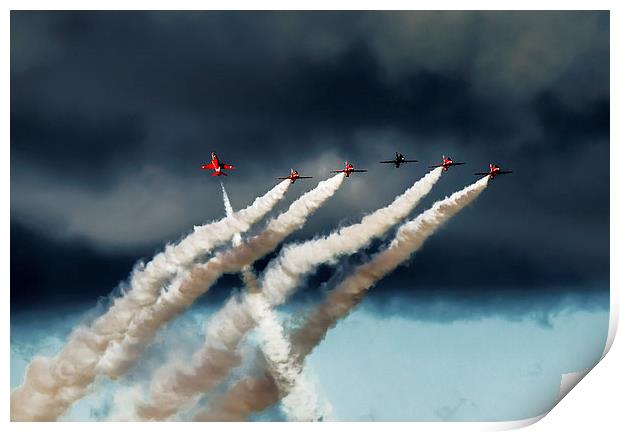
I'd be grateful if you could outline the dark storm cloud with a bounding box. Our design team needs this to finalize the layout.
[10,11,609,309]
[10,221,137,310]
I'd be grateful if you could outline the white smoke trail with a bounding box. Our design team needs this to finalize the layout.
[220,181,259,290]
[198,176,489,420]
[103,179,290,334]
[128,182,263,422]
[194,370,280,421]
[245,294,324,421]
[211,183,321,418]
[258,167,442,306]
[247,167,445,420]
[11,180,289,422]
[9,179,300,421]
[221,181,235,218]
[221,181,243,249]
[94,174,344,387]
[130,175,342,420]
[137,168,443,420]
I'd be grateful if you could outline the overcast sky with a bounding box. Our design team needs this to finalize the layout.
[10,11,609,311]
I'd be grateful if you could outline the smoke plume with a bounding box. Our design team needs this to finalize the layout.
[137,168,442,420]
[220,181,260,290]
[11,176,344,421]
[221,181,235,219]
[246,294,326,421]
[198,176,489,420]
[11,180,289,421]
[99,172,342,368]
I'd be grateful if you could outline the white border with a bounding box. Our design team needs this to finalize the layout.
[3,2,617,430]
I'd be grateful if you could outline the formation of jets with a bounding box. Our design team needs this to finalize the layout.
[200,151,512,182]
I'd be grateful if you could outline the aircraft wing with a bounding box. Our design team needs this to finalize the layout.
[452,162,466,166]
[402,160,418,163]
[222,164,235,170]
[330,170,344,173]
[428,164,443,168]
[202,162,215,170]
[276,176,290,180]
[352,169,368,173]
[298,176,313,179]
[379,160,396,164]
[474,173,489,176]
[496,171,513,175]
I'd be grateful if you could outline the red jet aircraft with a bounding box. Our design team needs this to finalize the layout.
[201,152,235,176]
[429,155,465,171]
[276,168,313,184]
[475,163,513,180]
[331,161,368,177]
